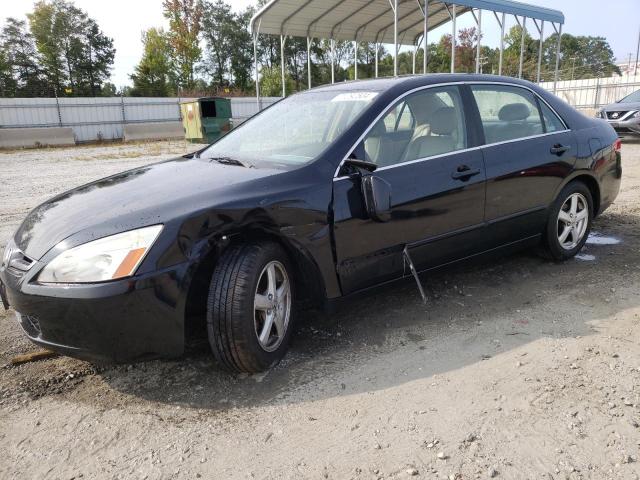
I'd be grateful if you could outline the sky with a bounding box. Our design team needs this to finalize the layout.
[2,0,639,88]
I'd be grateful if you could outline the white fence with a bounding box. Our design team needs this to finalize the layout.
[2,76,639,144]
[0,96,280,143]
[541,76,640,112]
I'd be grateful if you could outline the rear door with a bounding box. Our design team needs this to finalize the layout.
[469,84,576,244]
[332,85,487,295]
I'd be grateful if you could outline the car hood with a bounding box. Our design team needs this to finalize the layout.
[14,156,282,260]
[603,101,640,111]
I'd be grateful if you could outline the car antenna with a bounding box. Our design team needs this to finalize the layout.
[403,246,427,304]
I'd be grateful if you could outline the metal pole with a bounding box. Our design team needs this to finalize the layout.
[394,0,398,77]
[451,4,456,73]
[354,40,358,80]
[307,37,312,89]
[253,34,260,110]
[375,42,379,77]
[554,23,562,93]
[475,9,482,74]
[54,87,63,126]
[280,35,286,97]
[537,21,544,83]
[331,39,335,84]
[498,12,505,75]
[635,26,640,76]
[423,0,429,74]
[518,17,526,79]
[412,39,417,74]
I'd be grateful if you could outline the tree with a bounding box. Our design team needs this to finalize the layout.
[28,0,114,96]
[0,48,16,96]
[0,18,46,96]
[201,0,235,86]
[130,28,175,96]
[260,65,294,97]
[543,33,620,80]
[230,7,255,92]
[77,18,115,96]
[163,0,203,89]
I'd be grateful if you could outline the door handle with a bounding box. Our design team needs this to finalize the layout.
[550,144,570,155]
[451,165,481,180]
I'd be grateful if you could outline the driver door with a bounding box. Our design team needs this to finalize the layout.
[332,85,487,295]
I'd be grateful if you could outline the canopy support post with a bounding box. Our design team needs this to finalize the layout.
[331,39,335,84]
[253,20,261,111]
[475,9,482,74]
[412,37,419,74]
[536,20,544,83]
[554,23,562,93]
[280,34,286,97]
[393,0,398,77]
[354,40,358,80]
[375,41,379,77]
[451,4,456,73]
[518,16,527,79]
[307,37,312,89]
[495,11,505,75]
[423,0,429,74]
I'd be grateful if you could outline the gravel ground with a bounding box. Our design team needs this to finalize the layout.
[1,139,640,480]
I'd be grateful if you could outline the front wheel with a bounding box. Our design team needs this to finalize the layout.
[206,242,294,373]
[541,181,593,261]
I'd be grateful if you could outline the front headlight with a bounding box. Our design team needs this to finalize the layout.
[1,244,12,267]
[633,111,640,118]
[38,225,163,283]
[595,110,603,118]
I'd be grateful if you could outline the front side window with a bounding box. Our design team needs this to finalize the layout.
[358,86,467,168]
[471,85,544,144]
[201,90,378,169]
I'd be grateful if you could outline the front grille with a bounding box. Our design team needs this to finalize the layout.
[614,127,634,133]
[607,111,628,120]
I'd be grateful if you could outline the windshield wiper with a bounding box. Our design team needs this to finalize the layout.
[208,156,253,168]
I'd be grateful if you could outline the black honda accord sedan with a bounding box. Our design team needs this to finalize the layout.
[0,75,622,372]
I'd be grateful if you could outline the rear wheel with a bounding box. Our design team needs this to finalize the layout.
[206,242,294,373]
[541,181,593,261]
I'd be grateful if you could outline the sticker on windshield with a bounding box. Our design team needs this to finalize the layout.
[331,92,378,102]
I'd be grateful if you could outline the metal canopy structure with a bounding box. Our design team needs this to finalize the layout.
[250,0,565,105]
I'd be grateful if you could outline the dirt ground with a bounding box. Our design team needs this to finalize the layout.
[1,139,640,480]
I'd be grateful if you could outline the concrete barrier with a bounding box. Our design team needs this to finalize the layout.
[0,127,75,148]
[123,121,184,142]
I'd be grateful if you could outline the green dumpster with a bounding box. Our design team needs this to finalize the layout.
[180,97,232,144]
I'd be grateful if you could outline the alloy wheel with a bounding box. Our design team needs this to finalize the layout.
[557,192,589,250]
[253,261,291,352]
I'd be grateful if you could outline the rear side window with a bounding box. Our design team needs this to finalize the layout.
[539,101,565,133]
[471,85,544,144]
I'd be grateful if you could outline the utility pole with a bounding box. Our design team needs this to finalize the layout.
[635,26,639,76]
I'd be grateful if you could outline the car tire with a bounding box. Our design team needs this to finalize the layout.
[206,242,295,373]
[541,181,593,261]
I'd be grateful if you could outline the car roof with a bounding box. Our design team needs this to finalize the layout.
[306,74,538,94]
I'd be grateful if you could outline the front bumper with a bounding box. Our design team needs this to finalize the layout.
[0,262,189,363]
[605,117,640,136]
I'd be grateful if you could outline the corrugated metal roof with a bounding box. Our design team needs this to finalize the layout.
[251,0,564,45]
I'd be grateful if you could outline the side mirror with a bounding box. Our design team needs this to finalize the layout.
[360,175,392,222]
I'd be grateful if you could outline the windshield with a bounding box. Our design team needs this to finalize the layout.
[620,90,640,103]
[201,90,378,169]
